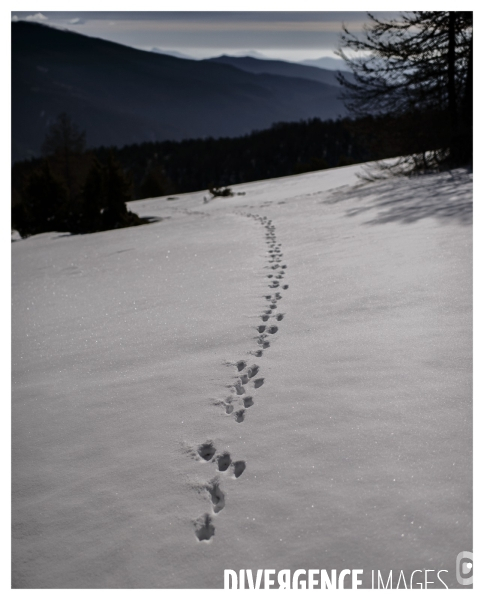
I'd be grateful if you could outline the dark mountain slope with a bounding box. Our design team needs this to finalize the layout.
[12,22,346,162]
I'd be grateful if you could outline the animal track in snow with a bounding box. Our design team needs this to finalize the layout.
[207,480,225,513]
[257,336,270,349]
[195,513,215,541]
[248,364,259,378]
[233,461,246,478]
[235,382,245,395]
[191,211,289,541]
[217,452,232,471]
[198,442,216,461]
[235,409,245,423]
[243,396,254,408]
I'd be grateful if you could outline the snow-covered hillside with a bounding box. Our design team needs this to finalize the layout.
[12,163,472,588]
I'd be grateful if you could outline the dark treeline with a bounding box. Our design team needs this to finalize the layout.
[12,109,457,237]
[13,115,409,214]
[94,118,369,199]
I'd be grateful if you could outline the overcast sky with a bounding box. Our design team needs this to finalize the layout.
[11,11,400,61]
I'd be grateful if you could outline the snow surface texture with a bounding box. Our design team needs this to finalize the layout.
[12,164,472,588]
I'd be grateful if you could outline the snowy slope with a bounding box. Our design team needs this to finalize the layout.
[12,163,472,588]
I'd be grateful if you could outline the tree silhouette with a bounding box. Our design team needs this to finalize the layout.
[42,113,87,198]
[80,158,105,232]
[337,12,473,168]
[101,154,132,229]
[13,137,146,236]
[13,162,68,236]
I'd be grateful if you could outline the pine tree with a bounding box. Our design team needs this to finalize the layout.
[16,162,68,236]
[102,154,132,229]
[80,158,105,232]
[337,12,473,168]
[42,113,87,198]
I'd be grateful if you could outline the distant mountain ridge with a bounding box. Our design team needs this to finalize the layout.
[205,55,350,87]
[12,21,347,162]
[300,57,350,71]
[150,48,194,60]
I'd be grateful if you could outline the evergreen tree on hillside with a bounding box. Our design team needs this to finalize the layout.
[80,158,105,232]
[102,154,132,229]
[42,113,87,198]
[337,11,473,169]
[13,163,68,237]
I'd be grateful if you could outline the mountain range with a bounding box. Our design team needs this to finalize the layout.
[204,55,347,87]
[12,21,348,162]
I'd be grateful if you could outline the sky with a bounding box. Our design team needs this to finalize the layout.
[10,10,400,62]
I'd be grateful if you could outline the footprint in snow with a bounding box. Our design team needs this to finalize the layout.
[233,461,246,478]
[253,377,264,389]
[247,364,259,378]
[243,396,254,408]
[206,480,225,513]
[217,452,231,471]
[195,513,215,541]
[198,442,216,461]
[235,409,245,423]
[235,382,245,395]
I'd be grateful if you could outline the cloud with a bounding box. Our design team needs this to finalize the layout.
[69,18,85,25]
[11,15,18,22]
[25,13,48,22]
[105,20,364,33]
